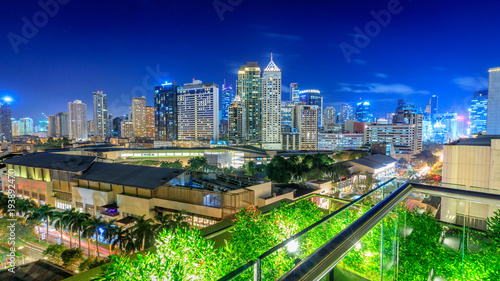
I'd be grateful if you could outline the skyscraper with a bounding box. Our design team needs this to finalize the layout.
[323,106,337,131]
[48,115,57,137]
[295,104,319,150]
[0,101,12,142]
[470,89,488,135]
[38,120,48,132]
[299,90,323,127]
[340,104,354,123]
[228,96,246,141]
[237,62,262,142]
[430,95,438,120]
[262,55,282,150]
[290,83,300,103]
[394,99,419,124]
[155,82,178,141]
[56,112,69,137]
[92,91,108,137]
[132,96,147,138]
[68,100,88,141]
[355,101,373,122]
[281,101,296,132]
[145,106,155,138]
[220,81,235,121]
[177,81,219,141]
[487,67,500,134]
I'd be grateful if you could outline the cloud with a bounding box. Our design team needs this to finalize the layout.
[261,32,302,41]
[353,59,368,65]
[452,76,488,92]
[337,83,430,95]
[374,73,388,78]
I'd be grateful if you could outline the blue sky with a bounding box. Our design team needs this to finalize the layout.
[0,0,498,122]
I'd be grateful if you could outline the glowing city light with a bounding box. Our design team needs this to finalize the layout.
[3,96,13,102]
[287,240,299,253]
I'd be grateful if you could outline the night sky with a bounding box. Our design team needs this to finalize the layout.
[1,0,499,122]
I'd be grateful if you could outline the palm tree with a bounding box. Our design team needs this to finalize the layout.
[83,217,104,257]
[130,215,156,251]
[35,205,55,243]
[72,211,91,249]
[0,196,12,215]
[155,212,189,234]
[17,199,36,217]
[51,211,65,244]
[101,219,116,255]
[61,208,76,248]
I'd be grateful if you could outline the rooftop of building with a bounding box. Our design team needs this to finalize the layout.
[447,135,500,146]
[3,152,96,172]
[75,162,187,190]
[0,260,74,281]
[363,154,398,165]
[348,157,386,169]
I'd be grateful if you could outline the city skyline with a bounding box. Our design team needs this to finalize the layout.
[1,0,499,122]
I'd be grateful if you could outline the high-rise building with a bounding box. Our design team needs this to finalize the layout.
[56,112,69,138]
[299,90,323,127]
[87,120,94,136]
[281,101,296,132]
[470,89,488,135]
[290,83,300,103]
[318,132,364,151]
[220,81,235,121]
[237,62,262,142]
[132,96,147,138]
[177,81,219,141]
[323,106,337,131]
[112,116,123,137]
[145,106,155,138]
[430,95,438,120]
[11,119,21,136]
[92,91,108,137]
[155,82,178,141]
[0,101,12,142]
[228,96,246,141]
[340,104,354,123]
[355,101,373,122]
[295,104,319,150]
[13,118,34,136]
[262,55,282,150]
[48,115,57,137]
[487,67,500,134]
[121,120,134,138]
[394,99,419,124]
[68,100,88,141]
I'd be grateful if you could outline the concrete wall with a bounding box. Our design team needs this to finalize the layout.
[244,182,272,207]
[442,144,491,189]
[117,194,155,219]
[152,198,223,219]
[72,186,114,210]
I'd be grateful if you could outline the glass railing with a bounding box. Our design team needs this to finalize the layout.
[218,178,403,281]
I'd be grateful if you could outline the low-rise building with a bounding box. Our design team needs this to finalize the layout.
[345,154,397,179]
[318,133,364,151]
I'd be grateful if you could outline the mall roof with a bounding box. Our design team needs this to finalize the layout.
[348,158,386,169]
[3,152,96,172]
[76,162,186,190]
[448,136,500,146]
[363,154,398,165]
[0,260,74,281]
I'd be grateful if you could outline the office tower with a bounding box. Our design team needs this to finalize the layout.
[261,55,282,150]
[38,120,48,132]
[340,104,354,123]
[228,96,246,141]
[112,117,122,137]
[299,90,323,127]
[290,83,300,103]
[487,67,500,134]
[394,99,418,124]
[430,95,438,120]
[177,81,219,141]
[386,112,395,124]
[155,82,178,141]
[323,106,337,131]
[318,132,364,151]
[68,100,88,141]
[295,104,319,150]
[0,101,12,142]
[92,91,108,137]
[145,106,155,138]
[355,101,373,122]
[281,101,296,132]
[220,81,235,121]
[469,89,488,135]
[56,112,69,137]
[121,121,134,138]
[131,96,147,138]
[87,120,94,136]
[48,115,57,137]
[237,62,262,141]
[11,119,21,136]
[20,118,34,135]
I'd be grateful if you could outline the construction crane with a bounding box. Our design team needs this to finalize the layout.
[41,113,48,119]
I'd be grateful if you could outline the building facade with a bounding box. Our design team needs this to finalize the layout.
[299,89,323,127]
[68,100,88,141]
[340,104,354,123]
[220,81,235,121]
[470,90,488,135]
[355,101,373,122]
[0,102,12,142]
[131,96,146,138]
[318,133,364,151]
[237,62,262,142]
[92,91,108,137]
[155,83,178,141]
[487,67,500,135]
[261,56,282,150]
[281,101,296,132]
[56,112,69,138]
[228,96,246,141]
[290,83,300,103]
[295,105,319,150]
[177,81,219,141]
[323,106,337,131]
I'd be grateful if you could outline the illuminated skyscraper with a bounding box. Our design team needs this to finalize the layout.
[290,83,300,103]
[177,81,219,141]
[132,96,146,138]
[56,112,69,137]
[68,100,88,141]
[0,100,12,142]
[48,115,57,137]
[430,95,438,120]
[237,62,262,141]
[469,89,488,135]
[145,106,155,138]
[487,67,500,134]
[281,101,296,132]
[262,55,282,150]
[340,104,354,123]
[299,89,323,127]
[323,106,337,131]
[92,91,108,137]
[220,81,235,121]
[295,104,319,150]
[228,96,246,141]
[355,101,373,122]
[155,82,178,141]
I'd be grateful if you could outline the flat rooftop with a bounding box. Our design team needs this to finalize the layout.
[3,152,96,172]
